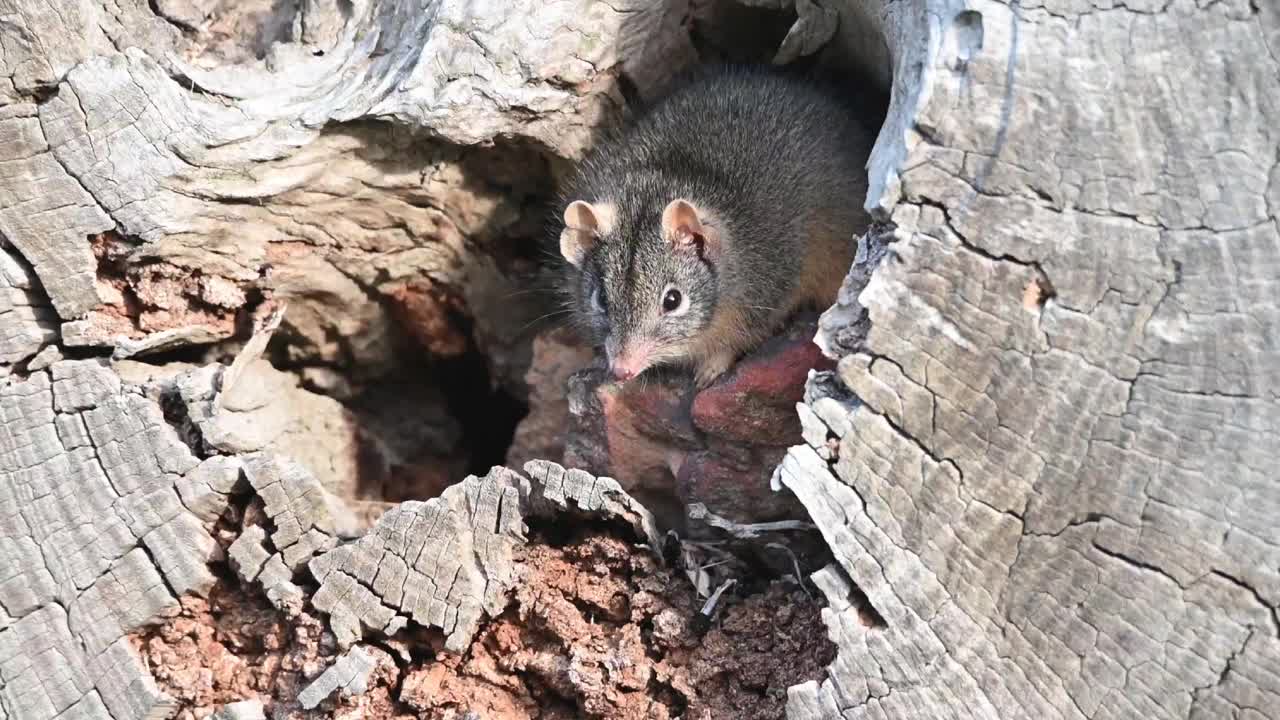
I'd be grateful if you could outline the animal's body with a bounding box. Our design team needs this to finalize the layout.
[557,64,876,387]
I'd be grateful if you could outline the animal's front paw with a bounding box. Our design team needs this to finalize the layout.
[693,352,736,389]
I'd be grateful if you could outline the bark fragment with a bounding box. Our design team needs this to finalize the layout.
[296,646,378,710]
[308,467,528,651]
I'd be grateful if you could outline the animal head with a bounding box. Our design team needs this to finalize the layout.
[561,197,723,381]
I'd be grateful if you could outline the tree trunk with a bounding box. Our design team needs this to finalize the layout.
[782,0,1280,717]
[1,0,1277,719]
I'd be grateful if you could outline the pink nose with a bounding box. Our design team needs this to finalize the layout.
[610,351,648,381]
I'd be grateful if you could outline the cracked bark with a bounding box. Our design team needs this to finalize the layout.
[783,0,1280,718]
[0,360,215,719]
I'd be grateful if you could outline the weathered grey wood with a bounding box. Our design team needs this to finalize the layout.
[167,350,372,503]
[782,1,1280,718]
[227,524,272,586]
[0,102,112,320]
[301,460,666,654]
[0,361,218,720]
[296,646,377,710]
[242,452,339,569]
[174,455,243,527]
[0,17,642,716]
[0,0,635,368]
[1,368,667,718]
[523,459,664,554]
[224,522,306,614]
[0,246,57,377]
[0,2,725,719]
[308,466,528,651]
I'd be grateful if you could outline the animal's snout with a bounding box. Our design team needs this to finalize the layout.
[609,342,653,382]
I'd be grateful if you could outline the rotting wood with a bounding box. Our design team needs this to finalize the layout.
[308,466,528,652]
[304,459,666,654]
[0,360,217,719]
[296,646,378,710]
[0,246,58,377]
[523,458,665,555]
[0,0,646,392]
[0,3,651,714]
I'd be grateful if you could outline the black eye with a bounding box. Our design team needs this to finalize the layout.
[662,288,682,313]
[591,285,607,313]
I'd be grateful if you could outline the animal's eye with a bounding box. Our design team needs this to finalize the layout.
[661,287,684,315]
[591,285,607,313]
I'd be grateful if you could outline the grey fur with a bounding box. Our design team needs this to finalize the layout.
[558,64,875,380]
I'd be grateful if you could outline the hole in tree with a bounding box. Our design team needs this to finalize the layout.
[436,318,529,478]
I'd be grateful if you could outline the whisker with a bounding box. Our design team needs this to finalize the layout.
[500,287,559,300]
[518,308,573,333]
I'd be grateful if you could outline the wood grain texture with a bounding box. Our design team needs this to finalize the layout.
[0,4,651,714]
[0,360,217,720]
[296,646,377,710]
[524,458,664,554]
[0,246,58,376]
[308,466,527,652]
[783,0,1280,718]
[0,0,642,374]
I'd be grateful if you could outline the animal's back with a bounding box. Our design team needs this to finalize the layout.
[628,65,871,209]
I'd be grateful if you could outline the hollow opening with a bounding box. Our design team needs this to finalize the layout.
[192,122,567,508]
[80,5,900,718]
[634,0,893,125]
[154,1,895,520]
[546,0,893,515]
[435,325,530,479]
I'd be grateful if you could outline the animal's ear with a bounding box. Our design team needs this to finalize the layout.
[564,200,600,232]
[661,199,720,260]
[560,200,604,267]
